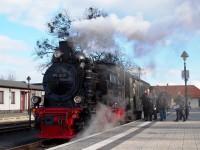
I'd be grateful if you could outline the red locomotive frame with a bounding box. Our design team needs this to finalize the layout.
[34,107,82,139]
[34,106,125,139]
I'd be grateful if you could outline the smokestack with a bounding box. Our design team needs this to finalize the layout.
[59,41,73,52]
[59,41,74,60]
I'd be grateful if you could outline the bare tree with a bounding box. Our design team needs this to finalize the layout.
[35,7,107,63]
[0,73,16,81]
[47,11,72,40]
[7,74,16,81]
[0,75,4,80]
[84,7,107,20]
[35,7,138,69]
[35,11,72,60]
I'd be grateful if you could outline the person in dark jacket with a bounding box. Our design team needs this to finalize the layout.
[149,87,157,120]
[141,90,153,121]
[157,92,167,121]
[141,91,148,121]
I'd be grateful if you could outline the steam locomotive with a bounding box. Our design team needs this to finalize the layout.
[32,41,150,139]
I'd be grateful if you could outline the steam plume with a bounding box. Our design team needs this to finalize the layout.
[71,0,200,56]
[77,103,123,138]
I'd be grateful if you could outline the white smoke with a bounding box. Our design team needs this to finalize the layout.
[77,103,121,138]
[175,0,200,30]
[72,14,150,54]
[71,0,200,57]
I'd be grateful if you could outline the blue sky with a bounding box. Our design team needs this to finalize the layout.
[0,0,200,88]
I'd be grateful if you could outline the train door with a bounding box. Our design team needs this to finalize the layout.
[133,96,137,110]
[20,91,26,112]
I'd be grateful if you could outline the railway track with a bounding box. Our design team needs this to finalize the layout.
[0,121,33,133]
[6,119,141,150]
[8,140,42,150]
[1,118,139,149]
[8,139,67,150]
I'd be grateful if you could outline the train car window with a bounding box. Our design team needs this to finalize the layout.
[109,74,113,83]
[109,73,118,84]
[113,89,118,97]
[129,78,132,84]
[117,79,120,85]
[126,103,131,110]
[118,91,122,97]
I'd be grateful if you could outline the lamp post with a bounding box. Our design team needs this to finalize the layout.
[181,51,189,120]
[138,67,141,79]
[27,76,31,128]
[123,67,126,101]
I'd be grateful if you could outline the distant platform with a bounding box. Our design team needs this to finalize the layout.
[0,112,34,123]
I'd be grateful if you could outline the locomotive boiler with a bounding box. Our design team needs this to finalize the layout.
[32,41,150,139]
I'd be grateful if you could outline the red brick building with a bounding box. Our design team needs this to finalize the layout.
[153,85,200,108]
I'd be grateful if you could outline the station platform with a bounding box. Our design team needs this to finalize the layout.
[49,109,200,150]
[0,112,34,123]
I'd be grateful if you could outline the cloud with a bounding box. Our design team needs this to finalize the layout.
[144,67,181,86]
[0,0,188,29]
[71,0,200,58]
[0,35,42,82]
[0,0,200,35]
[0,0,62,30]
[0,35,29,51]
[191,80,200,89]
[0,54,43,82]
[1,0,200,84]
[0,54,29,65]
[175,0,200,30]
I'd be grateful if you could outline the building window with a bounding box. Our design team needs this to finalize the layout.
[11,92,15,104]
[198,99,200,107]
[0,91,4,104]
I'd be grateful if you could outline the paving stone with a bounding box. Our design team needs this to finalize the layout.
[48,109,200,150]
[112,110,200,150]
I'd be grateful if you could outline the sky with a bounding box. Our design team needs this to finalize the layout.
[0,0,200,88]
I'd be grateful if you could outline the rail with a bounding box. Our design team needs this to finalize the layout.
[0,121,33,133]
[8,139,67,150]
[8,140,42,150]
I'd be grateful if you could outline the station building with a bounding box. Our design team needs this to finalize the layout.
[0,79,44,113]
[153,85,200,108]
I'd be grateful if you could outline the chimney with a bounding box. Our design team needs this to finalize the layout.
[59,41,73,60]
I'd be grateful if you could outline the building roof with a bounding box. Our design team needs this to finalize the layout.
[153,85,200,99]
[0,79,43,91]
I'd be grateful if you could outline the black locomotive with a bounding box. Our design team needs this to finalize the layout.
[32,41,150,139]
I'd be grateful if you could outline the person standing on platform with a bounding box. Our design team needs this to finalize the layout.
[146,89,153,121]
[141,90,149,121]
[141,89,154,121]
[174,94,186,121]
[149,87,157,120]
[157,92,167,121]
[173,103,180,121]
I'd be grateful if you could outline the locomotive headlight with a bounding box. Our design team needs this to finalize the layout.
[31,96,41,105]
[74,96,82,104]
[75,52,85,62]
[54,50,63,58]
[80,62,85,69]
